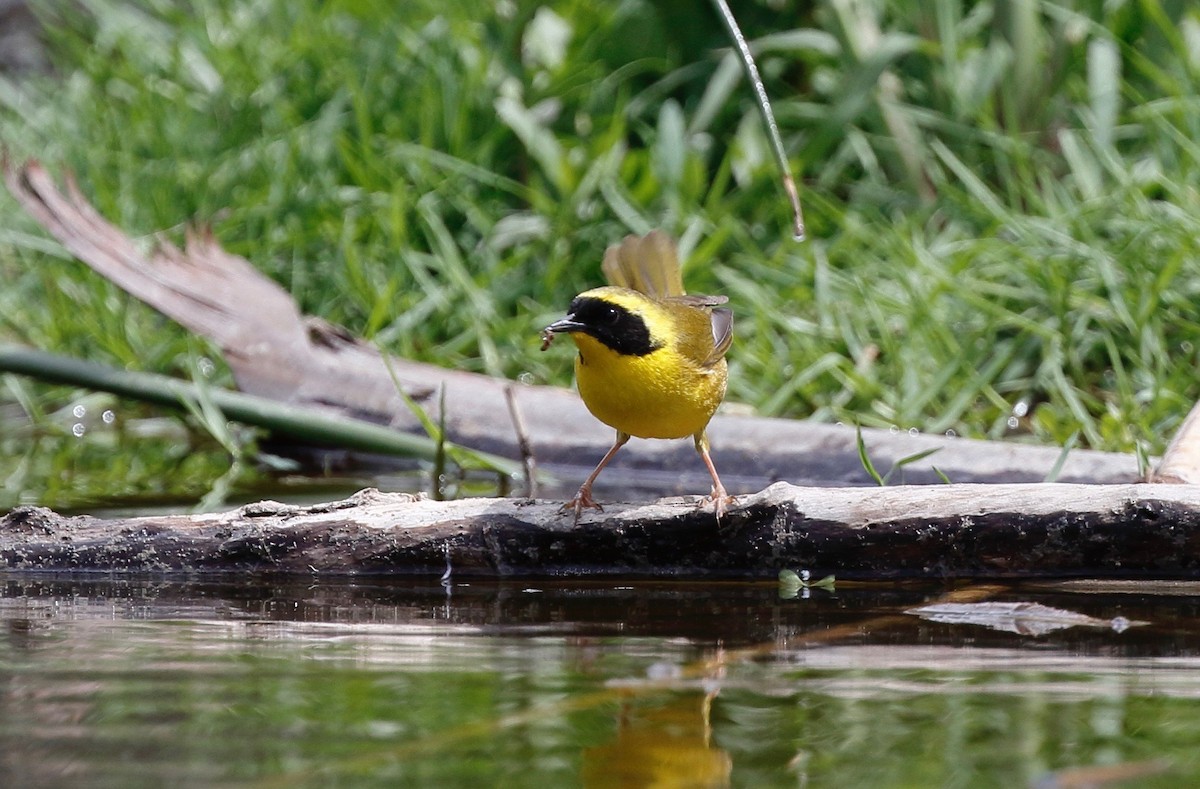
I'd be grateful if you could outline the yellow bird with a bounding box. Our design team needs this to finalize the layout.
[541,230,733,522]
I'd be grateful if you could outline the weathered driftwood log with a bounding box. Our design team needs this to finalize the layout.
[4,483,1200,579]
[0,158,1148,492]
[7,158,1200,580]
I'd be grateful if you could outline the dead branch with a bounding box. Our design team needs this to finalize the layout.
[0,157,1150,495]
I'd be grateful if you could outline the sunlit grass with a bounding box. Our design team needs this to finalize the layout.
[3,0,1200,507]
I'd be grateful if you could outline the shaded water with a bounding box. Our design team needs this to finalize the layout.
[0,577,1196,787]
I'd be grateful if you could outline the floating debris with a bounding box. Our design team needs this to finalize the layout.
[906,601,1147,637]
[779,569,836,599]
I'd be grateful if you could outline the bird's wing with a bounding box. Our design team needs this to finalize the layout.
[662,295,733,367]
[601,229,686,298]
[707,307,733,365]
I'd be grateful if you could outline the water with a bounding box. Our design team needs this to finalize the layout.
[0,578,1195,787]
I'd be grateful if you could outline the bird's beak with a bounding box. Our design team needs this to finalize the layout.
[540,313,586,351]
[543,315,585,335]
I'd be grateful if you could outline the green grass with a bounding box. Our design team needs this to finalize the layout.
[3,0,1200,508]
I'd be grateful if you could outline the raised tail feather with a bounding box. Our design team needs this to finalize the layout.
[601,229,686,298]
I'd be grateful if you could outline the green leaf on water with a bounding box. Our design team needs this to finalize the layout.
[779,569,803,599]
[779,569,836,597]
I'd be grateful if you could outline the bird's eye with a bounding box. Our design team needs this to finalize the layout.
[603,306,620,324]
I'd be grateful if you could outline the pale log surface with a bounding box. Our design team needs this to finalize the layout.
[4,483,1200,579]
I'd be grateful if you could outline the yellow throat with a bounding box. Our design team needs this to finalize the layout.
[566,286,728,440]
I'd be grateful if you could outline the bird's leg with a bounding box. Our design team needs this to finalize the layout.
[562,431,630,525]
[694,431,734,520]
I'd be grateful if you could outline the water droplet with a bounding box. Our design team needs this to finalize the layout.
[1183,341,1194,354]
[799,569,811,582]
[102,410,116,424]
[1006,416,1019,429]
[835,421,844,427]
[71,423,86,437]
[908,427,919,437]
[518,372,534,385]
[889,425,899,434]
[945,429,957,438]
[72,404,86,419]
[198,357,216,377]
[1012,400,1029,418]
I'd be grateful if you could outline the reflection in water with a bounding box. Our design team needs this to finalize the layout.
[1032,759,1171,789]
[583,692,730,788]
[0,578,1196,787]
[2,614,102,788]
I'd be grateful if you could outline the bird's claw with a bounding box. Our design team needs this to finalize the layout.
[701,487,736,522]
[561,488,603,525]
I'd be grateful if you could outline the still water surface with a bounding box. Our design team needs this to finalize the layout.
[0,577,1196,787]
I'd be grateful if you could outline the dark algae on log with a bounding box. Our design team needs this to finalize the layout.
[4,484,1200,579]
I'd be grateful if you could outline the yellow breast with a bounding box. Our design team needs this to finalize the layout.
[572,333,727,440]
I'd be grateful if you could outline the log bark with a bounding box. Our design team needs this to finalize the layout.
[4,483,1200,579]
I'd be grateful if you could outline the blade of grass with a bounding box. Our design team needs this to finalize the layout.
[708,0,805,239]
[378,349,521,477]
[1044,430,1080,483]
[882,446,943,485]
[856,423,885,485]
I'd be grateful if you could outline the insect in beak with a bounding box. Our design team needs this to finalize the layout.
[540,315,585,351]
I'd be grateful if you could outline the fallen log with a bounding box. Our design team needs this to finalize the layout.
[7,158,1200,580]
[3,483,1200,579]
[0,157,1148,492]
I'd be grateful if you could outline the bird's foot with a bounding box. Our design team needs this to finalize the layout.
[560,487,603,526]
[700,487,736,522]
